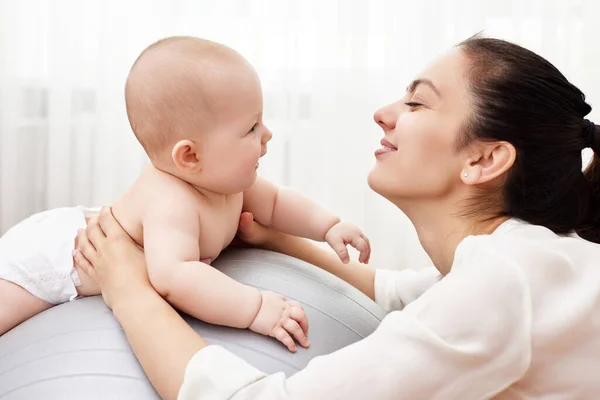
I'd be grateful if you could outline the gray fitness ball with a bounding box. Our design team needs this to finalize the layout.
[0,248,384,399]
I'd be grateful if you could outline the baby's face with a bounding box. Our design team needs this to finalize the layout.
[195,68,272,194]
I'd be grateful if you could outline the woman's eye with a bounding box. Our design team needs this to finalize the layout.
[405,102,423,108]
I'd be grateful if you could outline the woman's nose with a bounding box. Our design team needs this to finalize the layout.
[373,104,397,131]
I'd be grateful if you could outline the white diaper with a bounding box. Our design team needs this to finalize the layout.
[0,206,88,304]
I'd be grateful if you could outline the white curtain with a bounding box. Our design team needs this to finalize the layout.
[1,0,598,270]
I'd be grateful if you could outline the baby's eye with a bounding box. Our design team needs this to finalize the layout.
[248,123,259,134]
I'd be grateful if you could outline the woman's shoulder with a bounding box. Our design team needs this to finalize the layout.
[455,218,600,276]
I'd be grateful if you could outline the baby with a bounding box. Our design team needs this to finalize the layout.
[0,37,371,350]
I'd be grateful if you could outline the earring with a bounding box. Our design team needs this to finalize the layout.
[463,173,468,178]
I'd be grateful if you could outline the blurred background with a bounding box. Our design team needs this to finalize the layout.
[0,0,598,270]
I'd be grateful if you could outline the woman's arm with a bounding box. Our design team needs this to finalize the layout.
[236,212,376,300]
[181,238,532,399]
[74,211,207,400]
[113,287,207,400]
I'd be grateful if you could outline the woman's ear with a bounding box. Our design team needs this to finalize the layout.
[171,140,202,173]
[461,141,516,185]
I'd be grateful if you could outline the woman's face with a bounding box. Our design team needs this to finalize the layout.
[368,48,473,205]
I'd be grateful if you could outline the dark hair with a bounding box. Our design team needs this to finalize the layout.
[457,35,600,243]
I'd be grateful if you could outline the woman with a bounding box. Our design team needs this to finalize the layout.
[74,36,600,399]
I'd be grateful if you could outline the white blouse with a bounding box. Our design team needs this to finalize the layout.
[178,219,600,399]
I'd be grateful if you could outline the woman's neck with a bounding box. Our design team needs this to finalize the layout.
[399,199,508,275]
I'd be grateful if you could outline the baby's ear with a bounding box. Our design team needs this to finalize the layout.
[171,139,202,173]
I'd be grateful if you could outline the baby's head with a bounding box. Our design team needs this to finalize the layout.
[125,36,272,194]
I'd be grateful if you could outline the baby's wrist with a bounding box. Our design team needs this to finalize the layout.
[247,289,264,329]
[322,217,341,239]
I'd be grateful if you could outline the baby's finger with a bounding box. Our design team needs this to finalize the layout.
[353,237,370,264]
[286,300,303,310]
[330,240,350,264]
[73,249,94,279]
[361,234,371,263]
[274,327,297,352]
[283,318,310,348]
[289,304,309,335]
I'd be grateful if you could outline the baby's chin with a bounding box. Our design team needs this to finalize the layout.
[248,169,259,184]
[234,170,259,192]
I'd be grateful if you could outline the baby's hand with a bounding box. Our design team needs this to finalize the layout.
[325,221,371,264]
[248,291,310,352]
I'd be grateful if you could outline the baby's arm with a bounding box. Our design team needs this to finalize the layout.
[243,177,370,263]
[142,190,309,351]
[243,177,339,241]
[143,195,261,328]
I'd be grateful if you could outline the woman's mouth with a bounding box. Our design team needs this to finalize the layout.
[374,139,398,157]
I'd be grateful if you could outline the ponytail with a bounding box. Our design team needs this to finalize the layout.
[577,123,600,243]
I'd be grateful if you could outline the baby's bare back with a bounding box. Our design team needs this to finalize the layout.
[112,165,244,263]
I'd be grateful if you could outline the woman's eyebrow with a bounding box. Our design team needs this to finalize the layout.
[406,79,441,98]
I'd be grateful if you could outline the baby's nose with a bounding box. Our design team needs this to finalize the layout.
[262,127,273,144]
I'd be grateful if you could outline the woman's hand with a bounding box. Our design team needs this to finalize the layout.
[233,212,286,250]
[73,206,151,309]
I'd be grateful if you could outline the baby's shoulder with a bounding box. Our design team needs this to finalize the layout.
[118,168,200,218]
